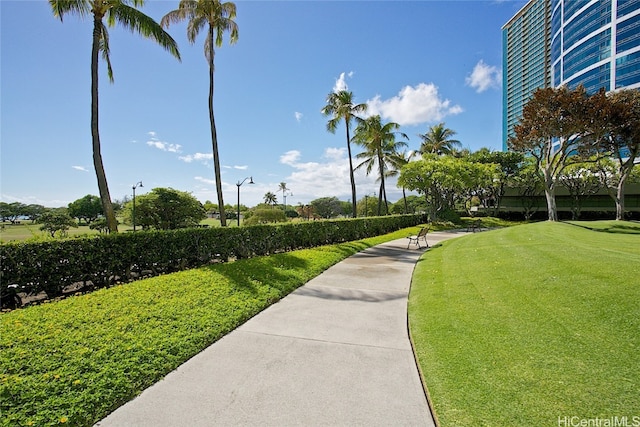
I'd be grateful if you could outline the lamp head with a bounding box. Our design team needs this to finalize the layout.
[249,177,254,184]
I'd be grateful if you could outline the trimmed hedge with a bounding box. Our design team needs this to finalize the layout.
[1,215,423,304]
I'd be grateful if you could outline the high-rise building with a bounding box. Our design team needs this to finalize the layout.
[502,0,551,151]
[502,0,640,150]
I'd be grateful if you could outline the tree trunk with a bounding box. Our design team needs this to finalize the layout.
[378,152,388,215]
[208,27,227,226]
[345,122,357,218]
[614,167,631,221]
[542,165,558,222]
[544,186,558,221]
[91,17,117,233]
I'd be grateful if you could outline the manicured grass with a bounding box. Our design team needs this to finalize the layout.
[409,221,640,426]
[0,227,419,427]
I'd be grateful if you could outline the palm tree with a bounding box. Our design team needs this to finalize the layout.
[50,0,181,233]
[162,0,238,227]
[388,150,417,214]
[321,90,367,218]
[418,122,461,156]
[352,115,408,215]
[263,192,277,207]
[278,182,289,209]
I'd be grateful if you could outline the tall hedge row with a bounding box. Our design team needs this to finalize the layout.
[1,215,423,303]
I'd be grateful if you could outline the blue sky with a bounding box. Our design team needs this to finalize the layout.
[1,0,527,208]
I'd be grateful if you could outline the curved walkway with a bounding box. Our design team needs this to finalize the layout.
[96,231,468,427]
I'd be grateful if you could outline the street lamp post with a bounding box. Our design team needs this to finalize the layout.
[364,194,368,217]
[132,181,143,232]
[236,177,254,226]
[283,190,293,214]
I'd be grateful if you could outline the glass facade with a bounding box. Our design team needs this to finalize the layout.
[502,0,551,150]
[552,0,640,93]
[504,0,640,148]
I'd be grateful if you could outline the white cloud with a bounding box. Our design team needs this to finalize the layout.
[234,165,249,170]
[466,60,502,93]
[146,140,182,153]
[72,165,89,172]
[333,71,354,93]
[145,132,182,153]
[366,83,463,126]
[179,152,213,163]
[195,176,216,185]
[295,111,303,122]
[277,147,383,203]
[280,150,302,166]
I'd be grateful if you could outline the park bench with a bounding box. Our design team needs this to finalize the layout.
[466,219,483,232]
[407,225,430,249]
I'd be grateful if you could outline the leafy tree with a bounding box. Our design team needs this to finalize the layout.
[162,0,238,227]
[389,195,427,215]
[0,202,25,224]
[457,161,500,215]
[352,115,408,215]
[321,90,368,218]
[50,0,181,233]
[417,122,461,156]
[356,196,374,217]
[203,200,218,216]
[296,204,315,220]
[243,208,286,225]
[310,197,342,219]
[510,157,544,220]
[559,161,602,220]
[595,157,640,218]
[122,187,206,230]
[38,208,78,238]
[68,194,103,224]
[469,148,525,215]
[597,89,640,219]
[398,155,497,220]
[508,85,606,221]
[23,204,46,223]
[388,150,418,214]
[89,218,111,234]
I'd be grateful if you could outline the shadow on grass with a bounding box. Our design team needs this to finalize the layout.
[565,221,640,234]
[205,252,313,295]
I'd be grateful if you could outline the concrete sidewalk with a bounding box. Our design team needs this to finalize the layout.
[96,231,467,427]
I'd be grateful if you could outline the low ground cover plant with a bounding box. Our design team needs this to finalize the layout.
[409,221,640,426]
[0,227,420,427]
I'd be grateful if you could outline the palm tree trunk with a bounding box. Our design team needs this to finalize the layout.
[377,152,388,215]
[91,17,117,233]
[402,187,408,214]
[208,27,227,226]
[345,122,357,218]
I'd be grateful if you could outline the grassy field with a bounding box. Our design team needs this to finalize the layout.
[0,218,228,243]
[0,227,421,427]
[409,221,640,426]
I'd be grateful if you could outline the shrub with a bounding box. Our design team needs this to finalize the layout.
[1,215,424,306]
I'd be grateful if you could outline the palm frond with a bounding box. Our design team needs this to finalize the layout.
[187,15,208,44]
[97,21,114,82]
[49,0,91,21]
[109,3,181,60]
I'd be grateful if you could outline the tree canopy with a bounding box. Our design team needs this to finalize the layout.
[122,187,206,230]
[68,194,103,224]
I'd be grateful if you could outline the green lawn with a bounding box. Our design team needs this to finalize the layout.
[409,221,640,426]
[0,227,419,427]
